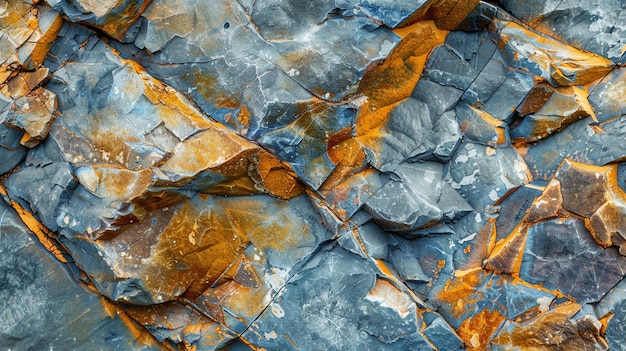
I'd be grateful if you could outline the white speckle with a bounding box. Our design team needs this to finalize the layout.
[264,330,278,340]
[379,40,395,57]
[157,295,163,302]
[266,269,287,291]
[324,92,330,99]
[459,233,477,244]
[455,154,469,163]
[489,189,499,202]
[113,86,119,95]
[537,296,552,312]
[254,254,261,261]
[270,302,285,318]
[287,68,300,77]
[475,213,482,223]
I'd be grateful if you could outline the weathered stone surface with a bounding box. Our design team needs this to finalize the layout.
[498,21,615,87]
[0,201,159,351]
[491,303,608,351]
[500,0,626,63]
[448,141,531,209]
[513,83,595,143]
[2,0,626,349]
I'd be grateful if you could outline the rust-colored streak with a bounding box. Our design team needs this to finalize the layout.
[0,184,67,263]
[356,21,447,153]
[457,309,506,350]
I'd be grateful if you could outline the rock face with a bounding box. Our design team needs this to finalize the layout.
[1,0,625,350]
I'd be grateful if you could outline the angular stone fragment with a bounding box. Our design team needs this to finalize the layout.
[241,246,457,350]
[423,45,479,90]
[456,103,510,147]
[367,97,433,170]
[589,66,626,122]
[491,303,608,351]
[513,84,596,143]
[498,21,614,87]
[500,0,626,63]
[46,0,153,39]
[364,161,469,232]
[449,142,531,209]
[519,217,626,303]
[555,159,626,249]
[481,70,534,123]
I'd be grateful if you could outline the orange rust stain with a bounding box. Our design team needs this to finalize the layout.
[110,303,165,349]
[210,278,271,320]
[356,21,447,150]
[27,11,63,69]
[255,151,304,199]
[0,185,67,263]
[491,303,591,350]
[322,136,367,191]
[237,105,251,129]
[102,1,154,40]
[115,198,251,300]
[219,196,313,253]
[437,269,484,318]
[457,309,506,350]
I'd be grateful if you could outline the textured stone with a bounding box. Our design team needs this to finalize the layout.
[2,0,626,349]
[500,0,626,63]
[0,201,159,351]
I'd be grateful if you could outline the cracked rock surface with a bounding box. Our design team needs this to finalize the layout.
[1,0,626,350]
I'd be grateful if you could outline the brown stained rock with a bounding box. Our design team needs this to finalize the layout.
[122,301,236,348]
[75,166,153,201]
[11,86,58,146]
[484,223,528,275]
[517,83,555,116]
[555,159,622,218]
[589,200,626,248]
[0,2,63,72]
[491,303,608,351]
[525,179,563,223]
[513,85,596,143]
[105,196,250,304]
[0,3,62,148]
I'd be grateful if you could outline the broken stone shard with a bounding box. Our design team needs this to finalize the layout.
[2,0,626,350]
